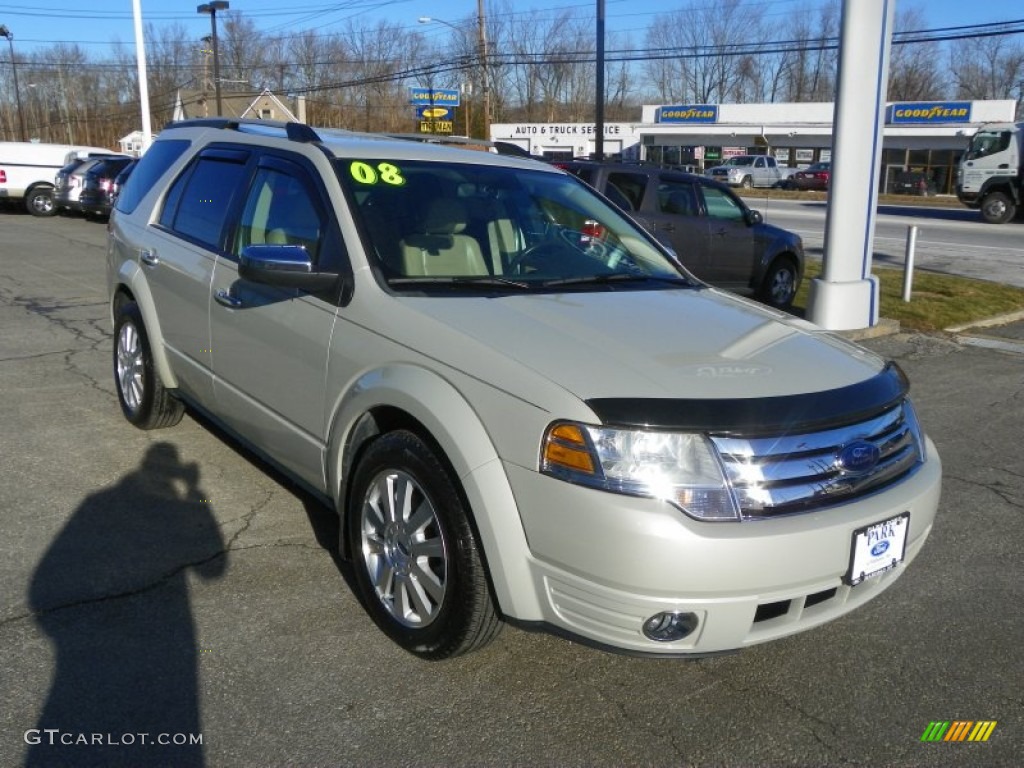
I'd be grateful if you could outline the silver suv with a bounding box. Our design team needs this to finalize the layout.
[108,119,942,659]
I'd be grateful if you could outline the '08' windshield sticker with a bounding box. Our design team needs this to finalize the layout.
[349,161,405,186]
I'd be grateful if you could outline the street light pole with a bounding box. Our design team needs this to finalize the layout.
[197,2,229,117]
[0,25,27,141]
[418,16,475,138]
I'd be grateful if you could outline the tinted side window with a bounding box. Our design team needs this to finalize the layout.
[606,172,648,210]
[656,180,698,215]
[115,140,190,214]
[700,185,745,222]
[235,165,325,262]
[159,153,249,249]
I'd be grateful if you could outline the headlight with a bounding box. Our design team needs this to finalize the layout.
[540,421,741,521]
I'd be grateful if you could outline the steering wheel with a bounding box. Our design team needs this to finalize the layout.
[509,239,573,275]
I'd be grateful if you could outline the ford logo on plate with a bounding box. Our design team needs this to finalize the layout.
[871,540,890,557]
[837,440,881,475]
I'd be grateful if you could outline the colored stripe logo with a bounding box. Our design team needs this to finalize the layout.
[920,721,997,742]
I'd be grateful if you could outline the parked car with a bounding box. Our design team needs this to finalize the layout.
[0,141,117,216]
[108,159,138,209]
[55,153,129,214]
[704,154,794,189]
[790,161,831,191]
[107,118,941,660]
[78,157,136,218]
[556,160,804,308]
[892,171,936,196]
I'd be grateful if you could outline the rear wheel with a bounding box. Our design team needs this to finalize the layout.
[113,301,185,429]
[759,257,799,309]
[25,186,57,217]
[348,430,502,660]
[980,191,1016,224]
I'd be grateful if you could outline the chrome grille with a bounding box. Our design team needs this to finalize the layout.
[710,400,923,519]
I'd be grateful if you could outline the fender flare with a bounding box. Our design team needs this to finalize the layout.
[111,262,179,389]
[326,364,544,620]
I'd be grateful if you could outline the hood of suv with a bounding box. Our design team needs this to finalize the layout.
[398,287,882,402]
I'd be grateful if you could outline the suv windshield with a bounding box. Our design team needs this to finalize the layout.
[337,158,691,292]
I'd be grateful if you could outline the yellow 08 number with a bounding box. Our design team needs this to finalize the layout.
[349,161,405,186]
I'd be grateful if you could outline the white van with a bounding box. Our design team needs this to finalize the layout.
[0,141,118,216]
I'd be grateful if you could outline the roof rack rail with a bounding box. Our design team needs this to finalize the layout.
[163,118,321,144]
[383,133,533,158]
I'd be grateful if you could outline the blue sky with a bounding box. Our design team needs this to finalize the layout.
[0,0,1018,56]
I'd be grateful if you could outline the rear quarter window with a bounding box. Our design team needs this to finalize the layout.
[115,140,191,215]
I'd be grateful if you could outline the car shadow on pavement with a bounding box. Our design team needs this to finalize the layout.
[25,443,225,768]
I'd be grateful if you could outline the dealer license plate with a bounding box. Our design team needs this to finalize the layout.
[845,512,910,586]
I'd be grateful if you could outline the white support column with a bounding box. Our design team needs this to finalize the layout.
[806,0,895,330]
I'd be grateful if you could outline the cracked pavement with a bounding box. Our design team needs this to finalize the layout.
[1,211,1021,767]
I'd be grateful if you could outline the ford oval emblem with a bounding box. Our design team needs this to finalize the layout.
[870,540,890,557]
[837,440,881,475]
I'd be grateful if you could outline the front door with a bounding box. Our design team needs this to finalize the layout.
[209,154,337,490]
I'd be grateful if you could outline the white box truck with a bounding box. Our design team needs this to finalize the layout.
[0,141,118,216]
[956,121,1024,224]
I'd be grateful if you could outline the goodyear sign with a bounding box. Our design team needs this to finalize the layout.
[656,105,718,124]
[889,101,971,124]
[419,121,454,135]
[409,87,460,107]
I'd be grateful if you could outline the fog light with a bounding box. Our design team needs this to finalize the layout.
[642,611,698,642]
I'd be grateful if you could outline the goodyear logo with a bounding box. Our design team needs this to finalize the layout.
[656,105,718,124]
[889,101,971,124]
[417,106,451,120]
[409,87,461,107]
[920,721,997,742]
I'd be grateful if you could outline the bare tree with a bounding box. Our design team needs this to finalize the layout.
[950,34,1024,100]
[888,6,948,100]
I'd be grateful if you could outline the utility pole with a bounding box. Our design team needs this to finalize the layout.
[594,0,605,161]
[0,25,26,141]
[477,0,490,140]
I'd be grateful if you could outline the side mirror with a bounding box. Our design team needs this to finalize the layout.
[746,209,763,226]
[239,245,339,291]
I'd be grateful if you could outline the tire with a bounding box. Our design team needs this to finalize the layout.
[740,175,753,190]
[980,191,1016,224]
[25,186,57,217]
[759,257,799,309]
[113,301,185,429]
[348,430,502,660]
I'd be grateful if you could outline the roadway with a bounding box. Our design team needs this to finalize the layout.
[747,196,1024,287]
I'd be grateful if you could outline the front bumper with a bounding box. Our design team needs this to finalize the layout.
[504,438,941,654]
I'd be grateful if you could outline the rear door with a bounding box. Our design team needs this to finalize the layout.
[142,145,254,403]
[631,173,712,278]
[208,151,342,490]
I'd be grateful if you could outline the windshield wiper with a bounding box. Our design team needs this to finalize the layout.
[389,275,534,290]
[541,273,695,289]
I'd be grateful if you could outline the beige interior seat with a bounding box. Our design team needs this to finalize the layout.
[401,199,488,277]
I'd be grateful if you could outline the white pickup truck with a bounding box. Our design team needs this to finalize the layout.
[0,141,117,216]
[705,154,796,189]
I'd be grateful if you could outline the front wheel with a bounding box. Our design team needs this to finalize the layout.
[740,175,753,190]
[980,191,1016,224]
[25,186,57,217]
[759,258,799,309]
[113,301,185,429]
[348,430,502,660]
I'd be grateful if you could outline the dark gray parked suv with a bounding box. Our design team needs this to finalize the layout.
[555,161,805,308]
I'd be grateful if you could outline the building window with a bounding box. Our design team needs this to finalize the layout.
[260,108,273,120]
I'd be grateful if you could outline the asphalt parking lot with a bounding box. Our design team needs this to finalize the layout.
[1,211,1021,767]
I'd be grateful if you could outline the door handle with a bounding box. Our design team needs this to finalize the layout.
[140,249,159,266]
[214,289,243,309]
[659,223,676,232]
[713,228,728,237]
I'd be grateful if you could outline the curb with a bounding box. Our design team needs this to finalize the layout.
[837,318,901,341]
[944,309,1024,334]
